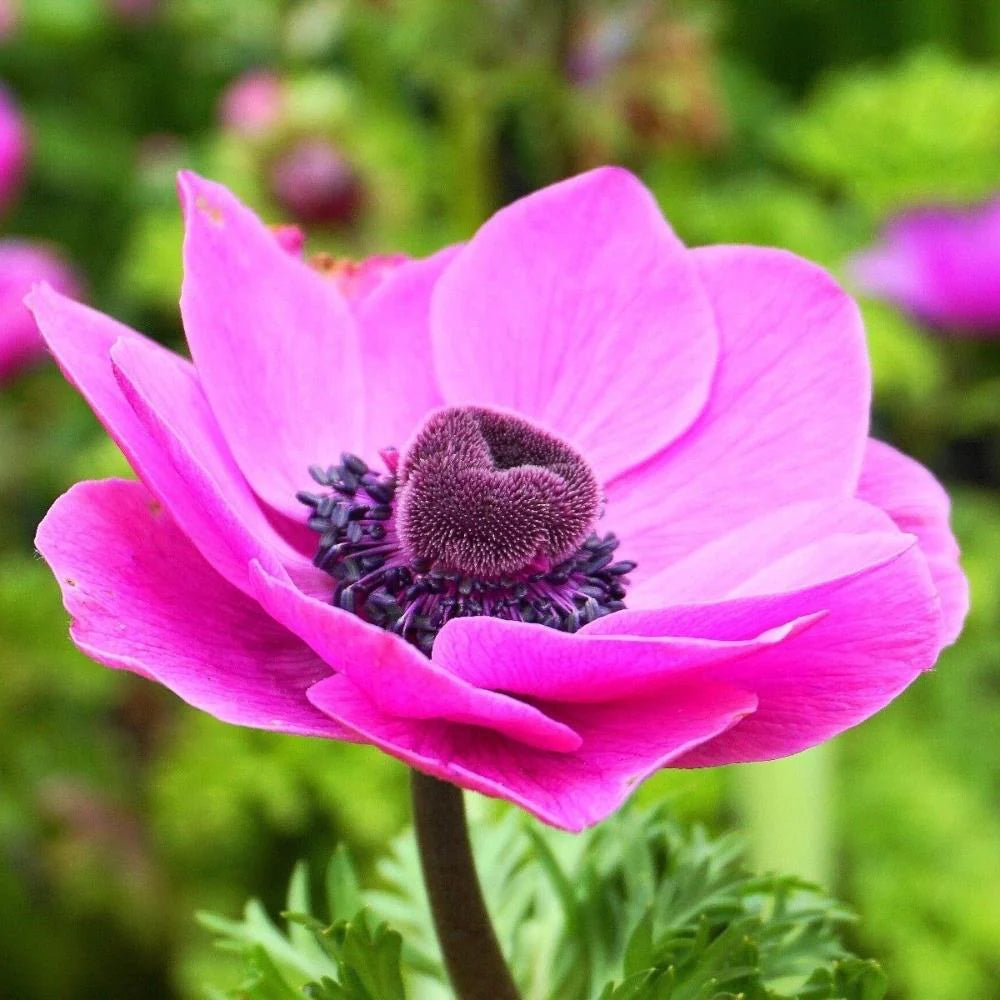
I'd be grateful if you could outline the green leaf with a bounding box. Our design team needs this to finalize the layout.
[200,801,885,1000]
[775,49,1000,215]
[325,846,364,925]
[623,912,655,977]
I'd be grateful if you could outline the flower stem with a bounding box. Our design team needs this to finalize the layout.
[410,770,521,1000]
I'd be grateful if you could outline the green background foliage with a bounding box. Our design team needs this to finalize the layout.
[1,1,999,998]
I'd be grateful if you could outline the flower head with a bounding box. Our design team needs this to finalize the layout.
[219,71,285,139]
[0,84,26,214]
[32,168,967,831]
[851,196,1000,334]
[106,0,160,25]
[0,241,78,382]
[268,136,364,227]
[0,1,19,41]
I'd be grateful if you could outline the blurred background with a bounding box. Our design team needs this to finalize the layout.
[1,1,999,997]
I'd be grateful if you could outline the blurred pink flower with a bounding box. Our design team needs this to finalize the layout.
[31,169,966,830]
[0,241,79,382]
[0,84,27,212]
[851,197,1000,334]
[219,71,284,139]
[269,137,364,227]
[107,0,160,24]
[0,0,19,40]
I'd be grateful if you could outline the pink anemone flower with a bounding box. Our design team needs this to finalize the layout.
[31,168,967,831]
[851,196,1000,334]
[0,240,79,382]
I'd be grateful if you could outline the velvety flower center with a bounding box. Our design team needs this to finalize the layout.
[298,405,634,655]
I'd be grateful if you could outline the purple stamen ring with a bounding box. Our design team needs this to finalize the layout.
[298,405,634,655]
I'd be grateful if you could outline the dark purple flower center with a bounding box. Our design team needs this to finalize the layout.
[298,405,634,655]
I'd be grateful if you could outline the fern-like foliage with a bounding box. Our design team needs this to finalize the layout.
[200,802,887,1000]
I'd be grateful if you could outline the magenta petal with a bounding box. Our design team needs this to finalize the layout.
[28,284,173,484]
[110,336,324,593]
[589,530,915,642]
[355,246,460,456]
[667,539,941,766]
[178,172,364,519]
[627,498,900,609]
[857,438,968,645]
[607,246,870,584]
[27,286,299,595]
[249,564,579,752]
[431,614,812,703]
[430,167,718,483]
[306,673,756,830]
[35,480,352,740]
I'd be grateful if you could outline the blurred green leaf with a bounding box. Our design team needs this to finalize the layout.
[776,49,1000,215]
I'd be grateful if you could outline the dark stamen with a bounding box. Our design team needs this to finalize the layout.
[297,411,634,654]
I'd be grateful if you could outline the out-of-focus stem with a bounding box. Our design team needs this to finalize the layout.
[445,75,496,233]
[410,771,521,1000]
[736,743,835,886]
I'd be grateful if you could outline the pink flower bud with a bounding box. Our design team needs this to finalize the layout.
[268,137,363,227]
[0,85,27,213]
[106,0,160,24]
[0,0,20,40]
[219,71,285,139]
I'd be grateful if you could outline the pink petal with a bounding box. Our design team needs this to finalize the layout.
[606,246,871,584]
[26,286,165,479]
[430,167,718,484]
[178,172,364,519]
[27,286,302,595]
[250,564,579,752]
[857,438,968,645]
[626,497,900,609]
[354,247,460,457]
[588,530,915,641]
[307,673,756,830]
[431,613,814,703]
[110,335,323,593]
[669,538,941,766]
[36,479,351,740]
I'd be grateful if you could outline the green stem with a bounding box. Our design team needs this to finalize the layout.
[410,771,521,1000]
[736,744,834,886]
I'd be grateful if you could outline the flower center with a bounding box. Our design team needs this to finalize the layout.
[298,406,634,655]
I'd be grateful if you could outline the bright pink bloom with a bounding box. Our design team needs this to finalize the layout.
[0,241,78,382]
[32,169,966,831]
[219,71,284,139]
[851,197,1000,334]
[0,84,26,213]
